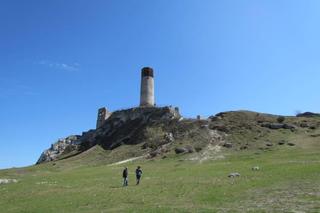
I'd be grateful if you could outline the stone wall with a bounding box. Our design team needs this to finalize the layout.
[96,107,112,129]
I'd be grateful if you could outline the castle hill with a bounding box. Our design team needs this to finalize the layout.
[1,1,319,212]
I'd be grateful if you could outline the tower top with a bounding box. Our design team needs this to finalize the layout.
[141,67,154,77]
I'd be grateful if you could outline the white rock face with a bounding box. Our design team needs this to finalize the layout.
[0,179,17,184]
[36,135,81,164]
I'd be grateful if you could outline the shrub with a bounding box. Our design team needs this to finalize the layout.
[277,116,285,123]
[194,146,202,152]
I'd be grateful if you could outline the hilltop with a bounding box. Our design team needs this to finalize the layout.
[36,107,320,167]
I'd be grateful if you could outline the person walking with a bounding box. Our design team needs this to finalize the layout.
[135,166,143,185]
[122,167,128,187]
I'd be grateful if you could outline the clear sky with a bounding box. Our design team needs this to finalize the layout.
[1,0,319,169]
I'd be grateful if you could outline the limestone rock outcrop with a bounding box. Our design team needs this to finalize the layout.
[36,135,81,164]
[37,106,182,164]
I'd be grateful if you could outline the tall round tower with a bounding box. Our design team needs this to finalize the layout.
[140,67,155,107]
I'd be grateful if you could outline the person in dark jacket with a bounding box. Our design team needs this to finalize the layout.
[122,167,128,186]
[135,166,143,185]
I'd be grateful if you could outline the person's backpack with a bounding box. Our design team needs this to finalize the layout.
[137,170,142,176]
[123,169,128,177]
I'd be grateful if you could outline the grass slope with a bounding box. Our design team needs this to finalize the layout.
[1,145,319,212]
[1,111,320,212]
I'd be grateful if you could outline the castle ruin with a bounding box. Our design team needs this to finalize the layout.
[96,107,111,128]
[96,67,156,129]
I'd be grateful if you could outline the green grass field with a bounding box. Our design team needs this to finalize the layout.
[1,144,319,213]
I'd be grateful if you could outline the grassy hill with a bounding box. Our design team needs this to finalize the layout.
[1,111,320,212]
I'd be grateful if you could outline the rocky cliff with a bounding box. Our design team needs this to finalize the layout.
[37,106,186,163]
[37,135,81,164]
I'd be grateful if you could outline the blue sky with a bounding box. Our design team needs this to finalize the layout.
[1,0,319,169]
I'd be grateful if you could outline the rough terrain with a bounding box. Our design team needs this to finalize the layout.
[1,108,319,212]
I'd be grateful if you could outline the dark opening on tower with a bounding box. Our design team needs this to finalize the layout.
[141,67,154,77]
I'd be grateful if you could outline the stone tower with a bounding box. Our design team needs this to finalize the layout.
[96,107,111,128]
[140,67,155,107]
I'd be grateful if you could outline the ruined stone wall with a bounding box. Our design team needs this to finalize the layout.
[107,106,181,125]
[96,107,112,128]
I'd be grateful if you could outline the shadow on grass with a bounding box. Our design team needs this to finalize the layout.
[109,185,125,189]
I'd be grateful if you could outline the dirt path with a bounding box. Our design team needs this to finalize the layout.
[109,156,145,166]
